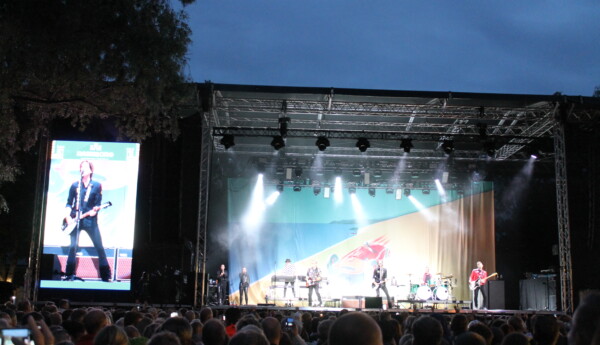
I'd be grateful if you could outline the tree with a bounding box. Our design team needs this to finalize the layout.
[0,0,194,213]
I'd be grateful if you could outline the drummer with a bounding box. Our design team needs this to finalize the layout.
[422,266,432,286]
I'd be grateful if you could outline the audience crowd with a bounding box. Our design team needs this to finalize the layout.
[0,292,598,345]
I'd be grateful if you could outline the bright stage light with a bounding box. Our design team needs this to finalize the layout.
[242,174,266,228]
[395,188,402,200]
[334,177,343,203]
[323,186,331,198]
[349,186,356,194]
[408,195,435,221]
[265,191,280,206]
[350,194,367,232]
[435,179,447,199]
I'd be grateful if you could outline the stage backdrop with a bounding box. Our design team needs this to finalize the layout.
[222,177,495,305]
[40,140,140,291]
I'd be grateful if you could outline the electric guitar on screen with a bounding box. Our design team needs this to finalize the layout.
[469,272,498,290]
[61,201,112,235]
[306,276,321,287]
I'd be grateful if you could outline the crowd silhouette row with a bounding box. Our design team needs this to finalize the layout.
[0,292,599,345]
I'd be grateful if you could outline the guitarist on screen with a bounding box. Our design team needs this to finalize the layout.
[63,160,111,282]
[373,260,392,309]
[469,261,489,310]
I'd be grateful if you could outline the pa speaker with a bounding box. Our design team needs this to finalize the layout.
[485,280,505,309]
[40,254,62,280]
[365,297,383,309]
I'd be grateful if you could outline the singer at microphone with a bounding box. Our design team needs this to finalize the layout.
[216,264,228,305]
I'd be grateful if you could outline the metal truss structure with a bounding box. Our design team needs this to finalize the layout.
[189,82,600,310]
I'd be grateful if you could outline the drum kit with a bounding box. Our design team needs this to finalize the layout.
[398,273,455,301]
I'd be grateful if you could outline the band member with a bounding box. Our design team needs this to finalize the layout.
[239,267,250,305]
[373,260,392,308]
[64,160,111,282]
[217,264,229,305]
[469,261,488,310]
[306,261,322,307]
[282,258,296,298]
[423,266,432,286]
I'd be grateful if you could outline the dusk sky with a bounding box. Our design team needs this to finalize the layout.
[182,1,599,96]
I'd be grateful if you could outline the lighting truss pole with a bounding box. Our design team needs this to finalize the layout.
[194,96,214,307]
[553,105,574,313]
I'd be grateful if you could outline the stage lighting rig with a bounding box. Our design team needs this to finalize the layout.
[271,136,285,150]
[220,134,235,150]
[356,138,370,152]
[315,136,330,151]
[368,188,376,197]
[400,138,413,153]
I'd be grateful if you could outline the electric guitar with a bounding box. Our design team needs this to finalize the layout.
[372,279,387,288]
[61,201,112,235]
[469,272,498,290]
[306,276,321,287]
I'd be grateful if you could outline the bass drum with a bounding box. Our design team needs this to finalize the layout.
[434,286,449,300]
[416,285,432,300]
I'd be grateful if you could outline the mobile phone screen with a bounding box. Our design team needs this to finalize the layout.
[1,328,33,345]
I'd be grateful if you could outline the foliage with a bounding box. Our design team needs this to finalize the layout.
[0,0,193,213]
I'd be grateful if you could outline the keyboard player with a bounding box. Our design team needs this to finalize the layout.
[282,258,296,298]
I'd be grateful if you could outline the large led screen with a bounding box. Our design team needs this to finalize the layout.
[40,140,140,291]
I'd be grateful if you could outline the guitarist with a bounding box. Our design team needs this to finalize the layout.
[306,261,322,307]
[64,160,111,282]
[469,261,488,310]
[373,260,392,308]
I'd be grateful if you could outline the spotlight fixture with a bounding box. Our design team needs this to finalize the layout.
[220,134,235,149]
[293,185,302,192]
[352,169,361,177]
[271,136,285,150]
[404,188,411,196]
[400,138,413,153]
[313,186,321,196]
[483,141,496,158]
[294,167,303,178]
[356,138,370,152]
[441,140,454,154]
[422,189,430,195]
[349,187,356,194]
[334,169,342,178]
[276,184,284,193]
[368,188,376,197]
[315,136,330,151]
[385,188,394,194]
